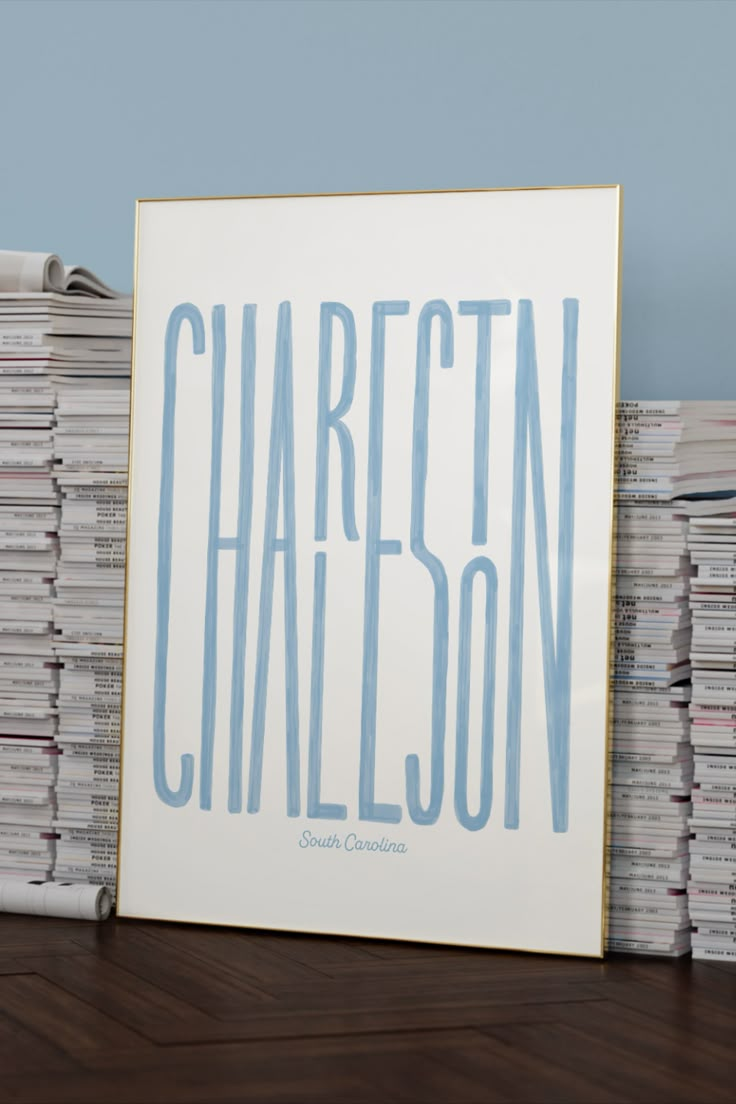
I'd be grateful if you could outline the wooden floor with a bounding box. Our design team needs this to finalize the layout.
[0,916,734,1103]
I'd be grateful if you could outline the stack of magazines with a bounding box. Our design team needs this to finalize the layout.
[0,273,64,876]
[52,380,130,892]
[685,500,736,961]
[53,471,128,889]
[608,402,695,955]
[0,250,130,887]
[0,736,57,879]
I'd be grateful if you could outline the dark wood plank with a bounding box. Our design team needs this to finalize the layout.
[0,973,149,1055]
[0,915,101,947]
[248,973,609,1015]
[83,927,275,1016]
[15,953,213,1035]
[0,915,734,1103]
[483,1019,734,1103]
[0,961,33,976]
[1,1030,511,1103]
[1,940,96,964]
[1,1043,374,1103]
[141,923,331,984]
[430,1029,624,1104]
[315,951,609,983]
[0,1005,78,1077]
[130,996,607,1046]
[553,999,736,1093]
[225,926,391,968]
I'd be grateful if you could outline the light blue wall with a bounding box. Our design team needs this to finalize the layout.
[0,0,733,398]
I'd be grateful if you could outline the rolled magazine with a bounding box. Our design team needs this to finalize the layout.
[0,876,112,920]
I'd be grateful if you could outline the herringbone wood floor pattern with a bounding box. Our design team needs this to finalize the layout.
[0,915,734,1103]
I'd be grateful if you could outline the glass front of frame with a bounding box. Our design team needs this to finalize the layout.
[117,187,621,955]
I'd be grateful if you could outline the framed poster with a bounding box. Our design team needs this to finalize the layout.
[118,187,621,956]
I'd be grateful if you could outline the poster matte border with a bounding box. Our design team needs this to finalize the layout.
[116,185,623,957]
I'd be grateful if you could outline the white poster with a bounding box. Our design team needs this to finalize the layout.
[118,187,621,955]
